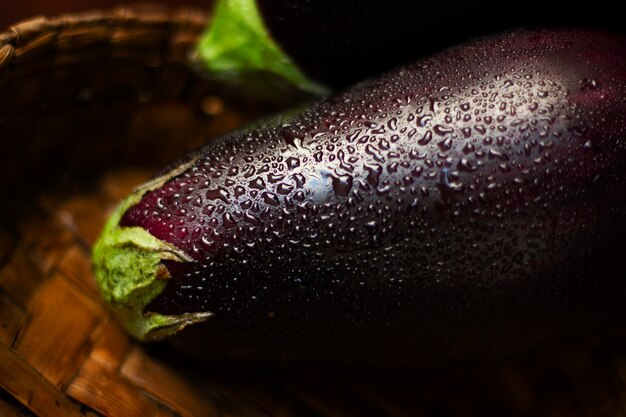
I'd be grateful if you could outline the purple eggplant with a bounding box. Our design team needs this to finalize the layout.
[254,0,623,87]
[94,30,626,366]
[198,0,624,96]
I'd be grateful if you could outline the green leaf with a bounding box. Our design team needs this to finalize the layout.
[92,159,212,341]
[197,0,329,99]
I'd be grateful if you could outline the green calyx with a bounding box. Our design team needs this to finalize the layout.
[92,160,211,341]
[196,0,329,100]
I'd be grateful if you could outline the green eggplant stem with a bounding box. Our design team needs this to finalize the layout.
[92,160,211,341]
[196,0,329,99]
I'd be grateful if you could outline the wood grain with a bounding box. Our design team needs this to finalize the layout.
[0,391,35,417]
[0,249,46,310]
[13,274,102,387]
[56,245,100,299]
[55,195,116,246]
[0,343,84,417]
[0,292,25,346]
[66,357,174,417]
[120,346,220,417]
[89,317,131,370]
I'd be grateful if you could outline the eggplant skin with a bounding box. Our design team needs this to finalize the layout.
[116,30,626,366]
[257,0,624,87]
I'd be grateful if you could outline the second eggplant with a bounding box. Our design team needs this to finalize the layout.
[94,29,626,366]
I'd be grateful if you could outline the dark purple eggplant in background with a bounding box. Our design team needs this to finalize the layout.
[201,0,625,91]
[94,30,626,366]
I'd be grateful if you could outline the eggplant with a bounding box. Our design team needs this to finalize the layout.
[198,0,624,95]
[94,30,626,366]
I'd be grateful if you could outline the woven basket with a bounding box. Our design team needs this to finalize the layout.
[1,5,626,417]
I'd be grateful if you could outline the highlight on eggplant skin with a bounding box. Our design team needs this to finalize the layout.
[96,29,626,366]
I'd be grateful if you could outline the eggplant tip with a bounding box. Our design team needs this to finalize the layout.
[92,164,210,341]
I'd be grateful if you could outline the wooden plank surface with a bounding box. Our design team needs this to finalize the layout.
[13,273,102,387]
[120,345,221,417]
[0,342,84,417]
[56,244,100,299]
[0,292,25,346]
[0,248,45,310]
[0,393,34,417]
[89,316,132,371]
[55,195,111,246]
[97,168,152,203]
[66,356,175,417]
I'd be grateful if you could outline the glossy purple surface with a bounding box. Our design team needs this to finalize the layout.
[257,0,624,87]
[121,30,626,365]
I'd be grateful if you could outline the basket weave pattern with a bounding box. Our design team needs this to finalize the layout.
[2,5,626,417]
